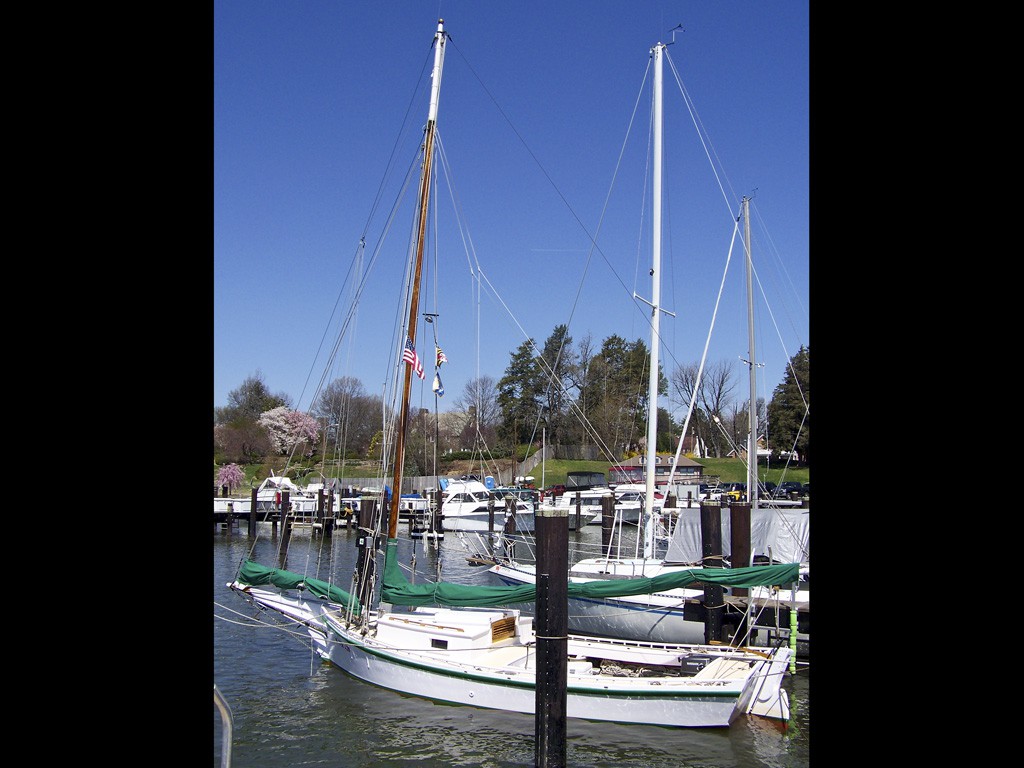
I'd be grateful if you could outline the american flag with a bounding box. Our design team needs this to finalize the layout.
[436,346,448,367]
[403,337,424,379]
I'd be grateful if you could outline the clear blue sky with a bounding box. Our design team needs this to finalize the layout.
[214,1,809,422]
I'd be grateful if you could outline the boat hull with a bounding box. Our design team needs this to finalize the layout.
[442,509,536,533]
[489,560,807,651]
[490,561,707,644]
[231,585,791,729]
[314,612,769,727]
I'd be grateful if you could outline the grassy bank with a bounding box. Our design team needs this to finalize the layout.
[533,457,808,487]
[216,456,807,492]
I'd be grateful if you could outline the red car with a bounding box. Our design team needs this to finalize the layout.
[543,484,566,499]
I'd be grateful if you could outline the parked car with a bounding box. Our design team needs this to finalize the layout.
[718,482,746,501]
[542,484,566,500]
[775,481,804,498]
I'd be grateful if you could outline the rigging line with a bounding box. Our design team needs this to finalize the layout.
[301,150,422,436]
[664,50,747,233]
[292,237,366,412]
[446,36,620,264]
[746,238,809,415]
[427,52,686,469]
[359,33,441,251]
[726,195,805,428]
[434,133,480,281]
[748,200,808,341]
[450,37,657,333]
[294,40,438,414]
[710,413,749,477]
[667,214,740,484]
[474,301,619,465]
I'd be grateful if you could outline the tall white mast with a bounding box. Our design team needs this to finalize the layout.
[641,42,665,559]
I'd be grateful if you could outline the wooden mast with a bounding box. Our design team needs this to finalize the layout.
[388,19,448,540]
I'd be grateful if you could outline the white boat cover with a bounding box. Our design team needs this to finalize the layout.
[663,507,809,566]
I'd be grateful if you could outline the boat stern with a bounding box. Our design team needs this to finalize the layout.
[743,646,793,721]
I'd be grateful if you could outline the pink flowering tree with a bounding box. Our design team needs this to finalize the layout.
[259,406,320,457]
[217,463,246,493]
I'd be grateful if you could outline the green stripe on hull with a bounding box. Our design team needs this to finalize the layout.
[323,625,741,701]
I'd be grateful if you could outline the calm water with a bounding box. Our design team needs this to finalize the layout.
[213,522,809,767]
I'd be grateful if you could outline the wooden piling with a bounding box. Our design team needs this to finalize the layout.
[728,500,752,644]
[729,501,751,597]
[278,491,292,569]
[430,490,444,539]
[699,501,724,644]
[534,506,568,768]
[354,499,378,611]
[248,488,258,537]
[504,496,516,534]
[600,493,614,550]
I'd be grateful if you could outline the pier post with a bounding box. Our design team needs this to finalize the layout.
[354,499,378,611]
[600,493,614,550]
[314,489,325,538]
[248,488,257,537]
[423,490,434,535]
[729,500,751,645]
[729,501,751,596]
[430,490,444,539]
[535,506,567,767]
[699,501,724,644]
[504,496,516,534]
[278,491,292,569]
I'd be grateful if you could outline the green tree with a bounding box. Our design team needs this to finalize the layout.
[496,339,545,446]
[215,371,290,425]
[766,345,810,464]
[213,371,292,465]
[655,406,678,453]
[585,334,665,457]
[536,325,574,444]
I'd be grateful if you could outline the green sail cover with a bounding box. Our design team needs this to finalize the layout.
[237,560,361,614]
[380,538,800,608]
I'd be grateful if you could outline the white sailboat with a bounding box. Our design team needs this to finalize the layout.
[228,20,796,728]
[488,39,809,653]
